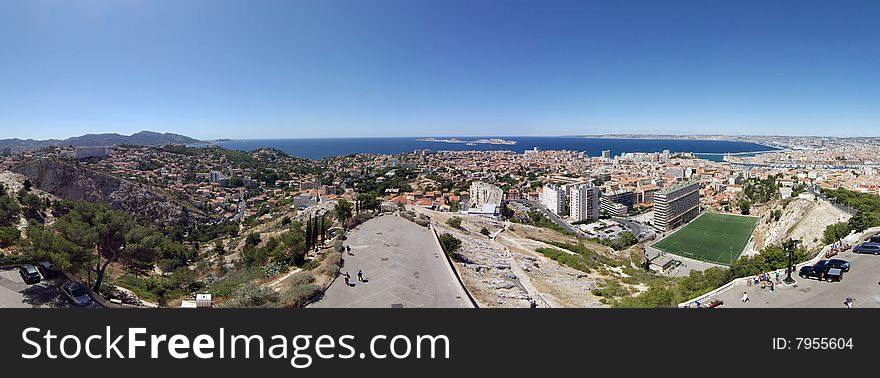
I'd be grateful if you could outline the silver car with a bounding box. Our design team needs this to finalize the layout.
[853,243,880,255]
[61,282,92,306]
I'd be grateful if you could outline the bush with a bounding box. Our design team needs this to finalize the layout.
[438,233,462,258]
[535,247,591,273]
[115,274,176,306]
[281,283,321,308]
[446,217,462,229]
[0,226,20,247]
[206,267,262,298]
[480,227,490,236]
[287,271,316,286]
[224,283,280,308]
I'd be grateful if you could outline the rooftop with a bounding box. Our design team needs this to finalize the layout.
[657,181,699,195]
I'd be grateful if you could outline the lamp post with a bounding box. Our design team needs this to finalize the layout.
[783,238,799,284]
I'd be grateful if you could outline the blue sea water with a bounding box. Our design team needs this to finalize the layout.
[213,137,775,161]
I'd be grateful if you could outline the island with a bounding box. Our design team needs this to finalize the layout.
[416,137,517,145]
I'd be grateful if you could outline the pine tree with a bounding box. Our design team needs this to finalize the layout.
[305,215,313,250]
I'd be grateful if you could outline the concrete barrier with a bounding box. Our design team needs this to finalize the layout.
[429,225,479,308]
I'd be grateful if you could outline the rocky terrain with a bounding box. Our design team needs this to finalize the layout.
[412,206,624,308]
[11,158,212,226]
[752,194,851,253]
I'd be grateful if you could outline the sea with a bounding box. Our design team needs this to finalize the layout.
[211,136,776,161]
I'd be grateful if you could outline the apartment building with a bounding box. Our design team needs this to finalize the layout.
[653,181,701,231]
[539,184,567,215]
[569,183,600,221]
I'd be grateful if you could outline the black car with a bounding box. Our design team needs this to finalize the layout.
[19,264,42,284]
[799,260,831,279]
[870,235,880,244]
[35,261,60,278]
[825,259,851,272]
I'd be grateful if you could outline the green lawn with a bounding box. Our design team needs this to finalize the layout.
[652,212,758,265]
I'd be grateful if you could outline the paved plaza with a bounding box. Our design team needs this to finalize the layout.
[310,215,473,308]
[715,250,880,308]
[0,269,101,308]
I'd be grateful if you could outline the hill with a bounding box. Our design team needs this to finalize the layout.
[0,131,203,151]
[11,158,213,226]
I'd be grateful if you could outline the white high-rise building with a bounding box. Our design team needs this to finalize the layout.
[569,183,599,222]
[539,184,567,215]
[653,181,701,231]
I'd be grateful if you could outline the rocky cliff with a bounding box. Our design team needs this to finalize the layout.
[12,159,211,226]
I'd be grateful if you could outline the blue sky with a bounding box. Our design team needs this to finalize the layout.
[1,0,879,140]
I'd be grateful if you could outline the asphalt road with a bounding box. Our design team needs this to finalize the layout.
[513,199,585,236]
[0,269,100,308]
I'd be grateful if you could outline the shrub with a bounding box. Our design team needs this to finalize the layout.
[282,283,321,308]
[225,283,280,308]
[446,217,462,229]
[287,271,315,286]
[206,267,262,298]
[535,247,591,273]
[316,252,342,276]
[480,227,490,236]
[438,233,462,258]
[0,226,20,247]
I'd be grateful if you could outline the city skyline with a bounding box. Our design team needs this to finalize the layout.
[3,0,880,140]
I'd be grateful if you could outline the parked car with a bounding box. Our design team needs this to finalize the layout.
[853,243,880,255]
[799,260,830,279]
[825,259,851,272]
[18,264,41,284]
[869,235,880,244]
[60,282,92,306]
[35,261,60,278]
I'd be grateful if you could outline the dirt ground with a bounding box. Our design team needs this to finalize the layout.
[412,206,634,308]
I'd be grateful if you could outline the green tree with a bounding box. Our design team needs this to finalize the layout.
[737,198,751,215]
[357,192,381,212]
[617,231,638,249]
[335,199,353,229]
[822,222,851,244]
[438,233,462,258]
[0,194,21,226]
[848,211,880,233]
[51,201,170,291]
[0,226,20,247]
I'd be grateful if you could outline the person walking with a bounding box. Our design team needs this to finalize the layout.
[775,271,780,283]
[844,297,855,308]
[357,269,364,282]
[741,292,750,302]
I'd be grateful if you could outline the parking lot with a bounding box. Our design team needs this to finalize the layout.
[0,269,101,308]
[717,250,880,308]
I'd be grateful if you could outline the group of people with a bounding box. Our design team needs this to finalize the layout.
[747,271,780,291]
[342,269,365,287]
[339,244,366,287]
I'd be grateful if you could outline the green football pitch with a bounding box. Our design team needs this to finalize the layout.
[652,212,758,266]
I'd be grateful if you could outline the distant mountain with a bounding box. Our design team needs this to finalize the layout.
[63,131,202,146]
[0,131,203,151]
